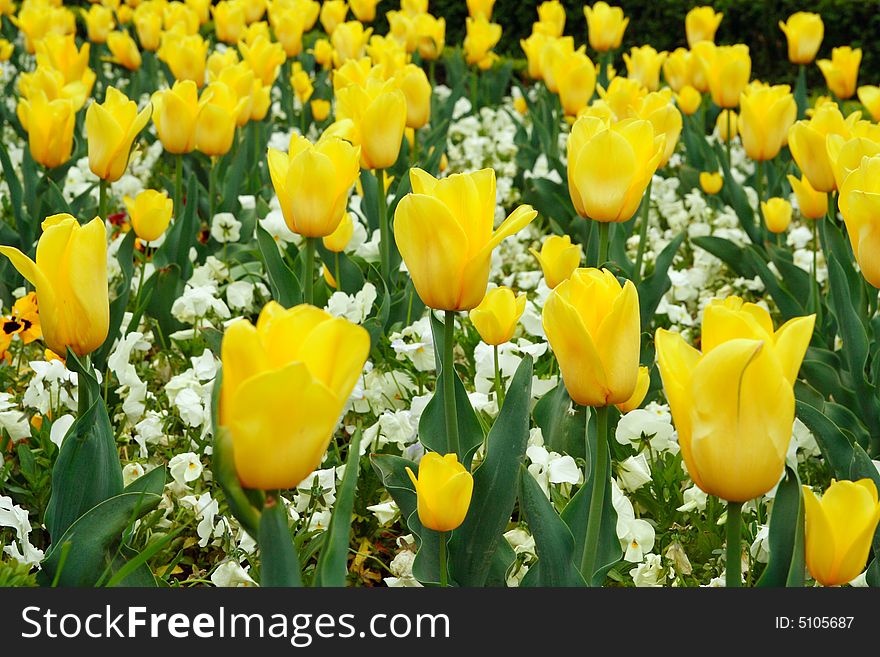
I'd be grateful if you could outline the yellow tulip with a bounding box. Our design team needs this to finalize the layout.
[133,8,162,51]
[596,76,646,119]
[268,133,360,238]
[514,95,528,115]
[0,39,12,61]
[553,50,597,117]
[0,214,109,357]
[151,80,200,154]
[158,32,208,85]
[270,8,305,57]
[536,0,566,38]
[692,42,751,109]
[543,268,640,407]
[583,2,628,53]
[838,154,880,287]
[788,102,855,193]
[220,301,369,490]
[387,10,417,53]
[675,85,702,115]
[825,129,880,192]
[107,31,142,70]
[685,6,722,48]
[239,35,285,86]
[186,0,212,24]
[699,171,723,195]
[464,16,501,70]
[401,0,428,15]
[195,81,247,156]
[17,92,76,169]
[350,0,381,22]
[393,168,536,311]
[761,197,792,234]
[85,4,116,43]
[414,13,445,60]
[858,86,880,122]
[540,36,577,94]
[242,0,266,23]
[331,20,372,64]
[520,32,549,80]
[85,86,152,182]
[716,109,738,142]
[124,189,173,242]
[18,65,90,113]
[312,37,335,68]
[663,48,696,92]
[34,34,95,99]
[623,45,667,92]
[655,297,814,502]
[466,0,494,20]
[405,453,474,532]
[319,0,348,35]
[285,0,321,30]
[163,2,200,34]
[291,62,315,103]
[469,286,527,346]
[250,83,272,121]
[616,365,649,413]
[394,64,432,129]
[310,98,331,122]
[10,4,76,54]
[212,0,246,43]
[818,46,861,100]
[323,212,354,252]
[803,479,880,587]
[209,62,256,126]
[334,75,407,169]
[637,90,682,167]
[738,83,796,161]
[787,174,827,220]
[567,115,665,222]
[778,12,823,65]
[367,34,408,77]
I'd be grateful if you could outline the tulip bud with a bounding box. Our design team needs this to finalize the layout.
[624,45,667,92]
[0,214,109,357]
[158,32,208,86]
[394,168,536,311]
[786,174,827,220]
[838,154,880,287]
[320,0,348,35]
[239,35,286,87]
[18,92,76,169]
[778,12,824,65]
[692,42,751,109]
[331,20,372,65]
[213,0,247,44]
[196,81,247,157]
[415,13,445,61]
[738,83,797,161]
[464,16,501,70]
[323,212,354,252]
[394,64,432,129]
[616,366,649,413]
[803,479,880,586]
[271,9,305,57]
[583,1,628,53]
[537,1,566,37]
[715,109,738,142]
[685,6,722,48]
[761,197,792,233]
[663,48,694,92]
[530,234,582,288]
[350,0,382,22]
[220,302,370,490]
[86,86,152,182]
[85,4,116,44]
[151,80,201,154]
[788,102,854,193]
[543,268,641,407]
[334,76,407,170]
[818,46,861,100]
[310,98,331,122]
[406,453,474,532]
[700,171,723,195]
[554,50,597,118]
[0,39,12,62]
[124,189,173,243]
[466,0,495,20]
[675,85,701,115]
[134,9,162,51]
[469,286,527,346]
[107,31,142,71]
[857,85,880,122]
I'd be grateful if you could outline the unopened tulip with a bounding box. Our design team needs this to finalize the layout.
[663,48,696,92]
[583,2,628,53]
[693,42,750,109]
[685,6,722,47]
[738,83,796,160]
[158,32,208,85]
[394,168,536,311]
[624,45,667,91]
[107,31,142,70]
[394,64,432,129]
[466,0,494,20]
[655,297,814,502]
[187,0,212,24]
[239,36,285,86]
[803,479,880,586]
[331,20,372,64]
[310,98,331,122]
[18,92,75,169]
[787,174,827,219]
[163,2,200,34]
[151,80,200,154]
[676,85,702,115]
[700,171,723,195]
[537,0,566,37]
[124,189,173,242]
[268,134,360,238]
[788,102,854,192]
[617,366,649,413]
[85,4,116,43]
[838,154,880,287]
[271,9,305,57]
[34,35,95,98]
[213,0,246,44]
[86,87,151,182]
[323,212,354,252]
[540,36,577,94]
[0,214,109,357]
[134,8,162,51]
[334,76,407,169]
[554,50,597,117]
[530,235,581,289]
[0,39,12,61]
[220,302,369,490]
[825,130,880,192]
[761,197,792,233]
[778,12,823,65]
[415,13,445,60]
[196,81,247,156]
[406,453,474,532]
[716,109,738,142]
[11,4,76,53]
[18,66,89,112]
[350,0,381,22]
[568,115,665,222]
[464,16,501,70]
[387,10,417,53]
[521,32,549,80]
[637,90,682,167]
[818,46,861,100]
[858,86,880,122]
[469,286,526,346]
[543,268,640,407]
[320,0,348,35]
[209,62,255,126]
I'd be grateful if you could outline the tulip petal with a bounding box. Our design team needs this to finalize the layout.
[220,318,268,426]
[594,279,640,404]
[772,314,816,383]
[803,485,838,586]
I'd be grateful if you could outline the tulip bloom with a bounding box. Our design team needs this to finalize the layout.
[716,109,738,142]
[838,154,880,288]
[553,50,597,117]
[124,190,173,242]
[151,81,201,154]
[85,5,115,44]
[778,12,823,65]
[738,83,796,161]
[583,2,628,53]
[271,9,305,57]
[319,0,348,35]
[543,268,640,407]
[826,131,880,192]
[196,81,247,157]
[675,85,702,115]
[310,99,331,122]
[818,46,861,100]
[788,102,855,192]
[331,21,372,65]
[787,174,827,220]
[685,6,722,47]
[567,115,665,222]
[350,0,382,22]
[469,286,527,346]
[521,32,549,80]
[268,134,360,238]
[655,297,814,502]
[537,1,566,37]
[334,76,407,170]
[220,302,369,490]
[406,453,474,532]
[466,0,494,20]
[762,197,793,234]
[394,168,536,311]
[663,48,695,92]
[857,86,880,122]
[213,1,246,44]
[530,234,582,288]
[637,90,682,167]
[239,36,286,87]
[624,45,667,92]
[394,64,432,129]
[0,214,109,357]
[803,479,880,586]
[700,171,723,195]
[692,42,751,109]
[85,87,151,183]
[107,31,142,71]
[158,32,208,86]
[463,16,501,70]
[34,35,95,99]
[323,212,354,252]
[616,366,649,413]
[18,92,76,169]
[415,13,445,60]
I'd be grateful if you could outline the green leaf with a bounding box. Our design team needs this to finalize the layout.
[0,139,28,247]
[796,400,854,479]
[714,141,761,244]
[154,174,198,280]
[756,465,805,587]
[258,497,303,587]
[827,254,869,387]
[533,382,586,460]
[745,247,805,320]
[449,356,533,587]
[314,430,363,587]
[316,243,364,295]
[144,264,185,341]
[256,225,302,307]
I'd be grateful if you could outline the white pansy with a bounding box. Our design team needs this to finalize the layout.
[210,212,242,243]
[677,484,709,513]
[389,317,435,371]
[750,524,770,563]
[122,462,146,487]
[0,392,31,442]
[180,492,220,547]
[526,444,581,496]
[367,500,399,525]
[211,561,258,587]
[617,453,652,492]
[168,452,204,487]
[49,415,75,449]
[385,549,421,588]
[226,281,255,311]
[0,495,44,567]
[325,282,377,324]
[611,479,655,562]
[630,553,666,587]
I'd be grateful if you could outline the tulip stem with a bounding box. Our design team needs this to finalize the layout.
[208,157,217,222]
[725,501,743,587]
[174,154,183,216]
[98,180,109,219]
[633,178,652,284]
[580,404,608,585]
[376,167,391,286]
[438,531,448,587]
[726,110,733,171]
[302,237,315,305]
[442,310,460,458]
[597,221,609,268]
[493,345,504,408]
[812,220,822,323]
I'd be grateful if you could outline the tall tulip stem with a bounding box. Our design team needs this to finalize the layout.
[811,220,821,322]
[442,310,460,458]
[726,110,733,171]
[376,168,391,286]
[725,501,743,587]
[438,531,448,587]
[302,237,315,305]
[493,345,504,407]
[597,221,610,267]
[580,404,608,585]
[208,157,217,222]
[174,154,183,216]
[755,160,765,239]
[98,180,109,220]
[633,179,653,284]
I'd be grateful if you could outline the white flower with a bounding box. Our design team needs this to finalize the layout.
[0,495,44,567]
[49,415,75,449]
[389,317,435,371]
[750,524,770,563]
[630,553,666,587]
[385,549,422,587]
[526,444,581,496]
[226,281,255,311]
[367,500,399,525]
[122,462,145,487]
[171,284,231,325]
[364,410,417,449]
[325,282,377,324]
[180,492,220,547]
[617,453,652,492]
[504,528,536,556]
[168,452,203,487]
[210,212,241,243]
[677,484,709,513]
[211,561,257,587]
[615,404,678,454]
[611,480,655,562]
[0,393,31,442]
